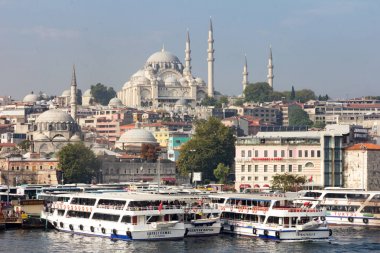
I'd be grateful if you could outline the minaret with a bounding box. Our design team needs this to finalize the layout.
[185,29,191,73]
[242,55,249,96]
[207,18,215,97]
[267,45,274,88]
[70,65,77,122]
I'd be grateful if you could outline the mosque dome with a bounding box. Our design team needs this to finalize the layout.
[146,49,181,64]
[35,109,75,123]
[108,97,123,107]
[83,89,92,97]
[23,92,38,103]
[118,129,157,144]
[62,90,71,97]
[70,134,81,142]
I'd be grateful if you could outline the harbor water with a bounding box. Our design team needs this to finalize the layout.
[0,226,379,253]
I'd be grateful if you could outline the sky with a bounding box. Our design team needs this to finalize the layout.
[0,0,379,100]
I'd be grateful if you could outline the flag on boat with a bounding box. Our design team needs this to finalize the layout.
[158,202,163,212]
[309,176,313,182]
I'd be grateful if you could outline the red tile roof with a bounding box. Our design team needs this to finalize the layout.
[345,143,380,151]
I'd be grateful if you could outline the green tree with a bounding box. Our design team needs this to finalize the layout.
[295,89,316,103]
[234,98,244,106]
[244,82,273,103]
[313,121,326,129]
[290,86,296,100]
[201,95,218,107]
[271,173,306,192]
[218,96,229,107]
[288,105,313,127]
[90,83,116,106]
[213,163,230,184]
[57,143,100,184]
[177,117,235,180]
[18,140,31,152]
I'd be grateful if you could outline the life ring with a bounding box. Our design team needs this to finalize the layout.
[252,228,256,235]
[264,230,269,236]
[275,231,280,239]
[320,216,326,221]
[363,218,369,224]
[101,227,106,234]
[90,226,94,232]
[112,229,117,235]
[126,230,132,239]
[230,225,234,232]
[53,221,57,227]
[69,224,74,231]
[60,222,64,228]
[329,229,333,236]
[79,225,84,231]
[348,217,354,222]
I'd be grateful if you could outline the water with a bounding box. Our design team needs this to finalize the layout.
[0,226,379,253]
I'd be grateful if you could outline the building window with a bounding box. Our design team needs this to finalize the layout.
[298,165,302,172]
[264,150,268,157]
[26,166,29,170]
[273,165,277,172]
[241,176,245,181]
[281,150,285,157]
[254,150,258,157]
[12,167,14,171]
[281,165,285,172]
[298,150,302,157]
[255,176,259,181]
[50,166,53,170]
[264,165,268,172]
[255,165,258,172]
[288,165,292,172]
[317,150,321,157]
[40,166,43,170]
[248,176,252,181]
[274,150,277,157]
[241,150,245,157]
[248,150,252,157]
[264,176,268,181]
[311,150,315,157]
[248,165,252,172]
[241,165,245,172]
[305,150,308,157]
[289,150,293,158]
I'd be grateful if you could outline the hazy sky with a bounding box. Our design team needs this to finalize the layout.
[1,0,379,100]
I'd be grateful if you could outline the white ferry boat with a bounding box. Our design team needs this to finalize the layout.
[42,192,186,240]
[295,189,380,226]
[209,193,332,241]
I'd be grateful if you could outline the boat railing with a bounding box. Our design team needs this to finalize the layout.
[96,204,125,210]
[223,204,270,212]
[273,207,323,213]
[126,205,182,211]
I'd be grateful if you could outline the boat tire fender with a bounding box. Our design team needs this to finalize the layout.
[275,231,280,239]
[348,217,354,222]
[126,230,132,239]
[363,218,369,224]
[60,222,64,228]
[69,224,73,231]
[101,227,106,234]
[113,229,117,235]
[90,226,94,232]
[230,225,234,232]
[320,216,326,221]
[264,230,269,236]
[329,229,333,236]
[252,228,256,235]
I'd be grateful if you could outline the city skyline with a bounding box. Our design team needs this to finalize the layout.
[0,0,379,100]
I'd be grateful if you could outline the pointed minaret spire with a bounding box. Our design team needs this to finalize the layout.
[185,29,192,73]
[267,45,274,88]
[70,65,77,122]
[242,54,249,96]
[207,17,215,97]
[162,44,165,52]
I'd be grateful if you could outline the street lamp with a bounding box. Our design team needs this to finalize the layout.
[61,171,64,185]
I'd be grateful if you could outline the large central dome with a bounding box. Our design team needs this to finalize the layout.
[36,109,75,123]
[146,49,181,64]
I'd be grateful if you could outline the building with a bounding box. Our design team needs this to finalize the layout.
[167,132,191,162]
[344,143,380,191]
[117,20,215,109]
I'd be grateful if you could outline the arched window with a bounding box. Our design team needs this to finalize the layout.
[305,162,314,168]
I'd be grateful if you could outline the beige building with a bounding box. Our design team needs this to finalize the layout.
[343,143,380,191]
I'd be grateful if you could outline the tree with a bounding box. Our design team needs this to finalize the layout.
[201,95,218,107]
[295,89,316,102]
[90,83,116,105]
[288,105,313,127]
[313,121,326,129]
[234,98,244,106]
[218,96,229,107]
[290,86,296,100]
[244,82,273,103]
[213,163,230,184]
[271,173,306,192]
[57,143,100,184]
[177,117,235,181]
[18,140,31,152]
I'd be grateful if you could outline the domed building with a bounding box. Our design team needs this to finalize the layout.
[108,97,124,108]
[115,127,158,153]
[117,21,215,109]
[23,92,39,104]
[82,89,94,106]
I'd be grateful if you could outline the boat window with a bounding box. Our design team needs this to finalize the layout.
[67,210,91,219]
[70,198,96,206]
[146,215,160,224]
[92,213,120,222]
[361,206,380,214]
[121,215,132,224]
[346,194,369,199]
[267,216,280,224]
[57,197,70,202]
[371,194,380,201]
[321,205,360,212]
[325,193,346,198]
[97,199,126,210]
[304,192,322,198]
[57,210,65,216]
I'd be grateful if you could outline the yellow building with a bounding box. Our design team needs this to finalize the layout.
[153,127,170,148]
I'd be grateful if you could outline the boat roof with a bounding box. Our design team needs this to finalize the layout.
[299,190,380,194]
[209,192,298,201]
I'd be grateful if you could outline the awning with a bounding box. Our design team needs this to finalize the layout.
[263,184,270,188]
[161,177,176,182]
[254,184,260,188]
[239,184,251,188]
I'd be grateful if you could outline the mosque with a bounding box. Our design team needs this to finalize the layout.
[117,20,216,109]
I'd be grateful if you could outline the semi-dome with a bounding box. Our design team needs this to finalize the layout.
[70,134,81,142]
[62,90,71,97]
[34,133,50,141]
[146,49,181,64]
[108,97,123,107]
[35,109,75,123]
[165,76,178,86]
[23,92,38,103]
[119,129,157,144]
[83,89,92,97]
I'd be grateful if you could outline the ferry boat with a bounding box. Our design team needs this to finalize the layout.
[42,192,186,240]
[295,189,380,226]
[209,193,332,241]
